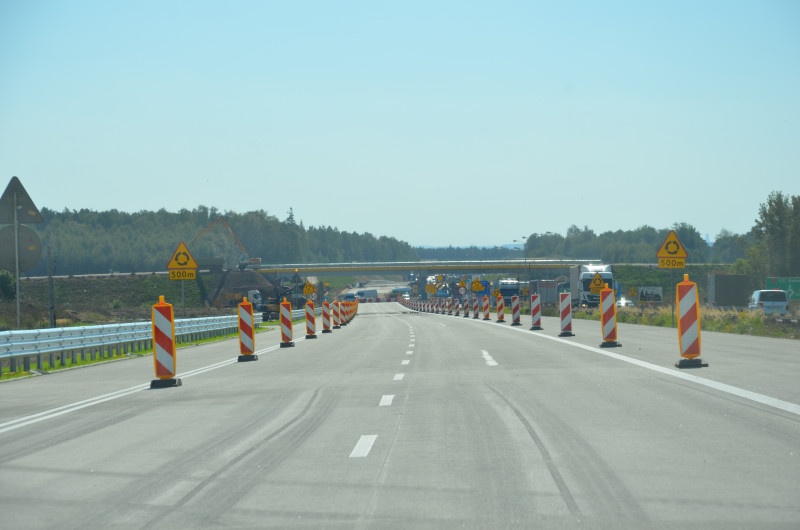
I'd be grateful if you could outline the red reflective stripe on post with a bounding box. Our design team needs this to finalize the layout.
[238,299,255,355]
[322,301,331,331]
[677,275,701,358]
[511,295,520,325]
[559,292,574,336]
[305,300,316,337]
[483,295,490,320]
[530,294,542,329]
[280,298,293,344]
[600,288,617,342]
[151,296,176,379]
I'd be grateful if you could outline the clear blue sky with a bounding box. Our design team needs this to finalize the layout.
[1,1,798,247]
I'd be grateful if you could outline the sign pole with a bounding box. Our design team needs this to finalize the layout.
[13,189,20,329]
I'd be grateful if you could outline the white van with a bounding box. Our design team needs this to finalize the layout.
[748,290,789,316]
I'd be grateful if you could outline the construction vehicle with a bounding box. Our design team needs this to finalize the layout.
[191,218,261,271]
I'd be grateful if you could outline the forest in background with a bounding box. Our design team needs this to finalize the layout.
[0,191,798,300]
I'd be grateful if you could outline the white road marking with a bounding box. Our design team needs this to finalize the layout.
[379,395,395,406]
[405,350,413,355]
[393,373,405,381]
[349,435,378,458]
[481,349,499,366]
[401,360,410,365]
[505,324,800,417]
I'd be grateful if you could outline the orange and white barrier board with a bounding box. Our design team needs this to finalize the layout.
[496,295,505,322]
[322,301,332,333]
[559,292,574,337]
[530,294,542,330]
[511,295,521,326]
[305,300,317,339]
[333,301,341,329]
[676,274,707,368]
[238,297,258,362]
[599,286,620,347]
[280,298,294,347]
[151,295,181,388]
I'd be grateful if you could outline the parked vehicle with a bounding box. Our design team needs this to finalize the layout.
[748,290,789,316]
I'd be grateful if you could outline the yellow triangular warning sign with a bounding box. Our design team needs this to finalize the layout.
[167,242,198,269]
[656,230,688,259]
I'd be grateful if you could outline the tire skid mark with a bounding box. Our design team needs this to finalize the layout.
[487,384,582,517]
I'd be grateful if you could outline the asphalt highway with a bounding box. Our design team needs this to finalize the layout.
[1,302,798,529]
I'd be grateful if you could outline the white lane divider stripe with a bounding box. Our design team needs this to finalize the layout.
[350,435,377,457]
[482,350,499,366]
[406,350,413,355]
[393,373,405,381]
[379,395,395,406]
[0,344,284,435]
[401,360,410,365]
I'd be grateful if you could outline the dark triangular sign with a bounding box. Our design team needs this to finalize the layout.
[0,177,43,224]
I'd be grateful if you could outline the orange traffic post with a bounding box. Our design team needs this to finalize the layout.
[322,301,332,333]
[150,295,182,388]
[511,295,521,326]
[530,294,543,330]
[333,301,342,329]
[675,274,708,368]
[599,285,621,348]
[496,295,505,323]
[237,297,258,362]
[279,298,295,348]
[482,295,491,321]
[558,292,575,337]
[305,300,317,339]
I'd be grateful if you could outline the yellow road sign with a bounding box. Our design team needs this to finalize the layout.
[167,242,198,270]
[657,230,688,268]
[471,278,483,292]
[590,272,605,294]
[303,281,317,295]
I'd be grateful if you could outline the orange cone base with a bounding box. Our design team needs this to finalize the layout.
[237,355,259,362]
[150,378,182,389]
[675,358,708,369]
[280,341,295,348]
[600,341,622,348]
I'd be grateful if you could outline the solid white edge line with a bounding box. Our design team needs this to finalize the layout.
[502,321,800,417]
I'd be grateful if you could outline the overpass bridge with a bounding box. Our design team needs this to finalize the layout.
[255,259,601,279]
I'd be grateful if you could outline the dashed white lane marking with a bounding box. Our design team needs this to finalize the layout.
[379,395,395,406]
[481,350,499,367]
[408,344,414,348]
[349,435,378,457]
[393,373,405,381]
[401,360,410,365]
[405,350,413,355]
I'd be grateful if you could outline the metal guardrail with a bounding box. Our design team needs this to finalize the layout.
[0,310,320,376]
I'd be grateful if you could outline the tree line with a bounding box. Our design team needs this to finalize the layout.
[0,191,797,300]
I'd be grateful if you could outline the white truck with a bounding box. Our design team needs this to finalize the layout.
[566,264,614,308]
